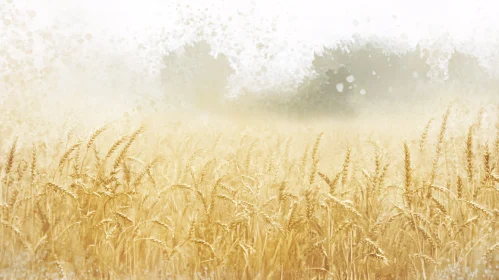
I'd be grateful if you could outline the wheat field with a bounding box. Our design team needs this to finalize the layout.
[0,103,498,279]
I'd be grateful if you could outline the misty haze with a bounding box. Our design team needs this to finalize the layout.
[1,1,498,279]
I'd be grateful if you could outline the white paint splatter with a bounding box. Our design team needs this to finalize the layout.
[336,83,344,92]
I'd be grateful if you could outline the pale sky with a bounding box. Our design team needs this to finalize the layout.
[5,0,499,95]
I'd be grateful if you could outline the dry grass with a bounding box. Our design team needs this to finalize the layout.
[0,105,498,279]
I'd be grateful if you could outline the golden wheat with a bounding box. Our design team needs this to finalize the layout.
[0,105,497,279]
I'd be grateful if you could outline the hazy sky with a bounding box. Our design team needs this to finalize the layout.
[13,0,497,42]
[5,0,499,95]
